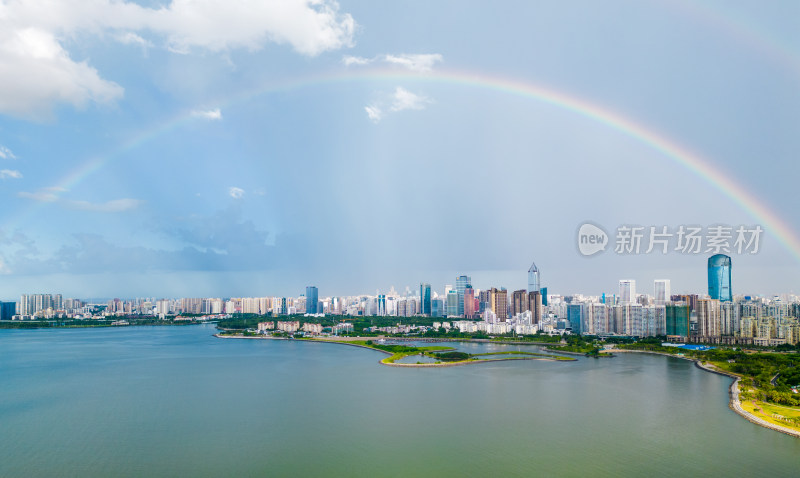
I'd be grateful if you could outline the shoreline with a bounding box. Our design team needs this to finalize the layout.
[611,348,800,439]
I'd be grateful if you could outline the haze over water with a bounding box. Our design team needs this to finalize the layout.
[1,324,798,477]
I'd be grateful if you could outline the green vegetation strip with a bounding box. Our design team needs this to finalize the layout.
[472,351,575,361]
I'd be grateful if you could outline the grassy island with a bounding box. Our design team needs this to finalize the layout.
[546,335,613,357]
[302,338,575,366]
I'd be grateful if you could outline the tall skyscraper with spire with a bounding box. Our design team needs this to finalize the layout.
[527,262,540,294]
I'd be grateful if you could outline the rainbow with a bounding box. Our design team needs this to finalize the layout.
[22,67,800,263]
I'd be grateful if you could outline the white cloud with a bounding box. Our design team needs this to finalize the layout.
[343,53,443,72]
[342,55,370,66]
[364,87,430,123]
[191,108,222,120]
[116,32,152,48]
[19,190,59,202]
[0,0,357,118]
[149,0,355,55]
[229,187,245,199]
[0,145,16,159]
[364,105,383,123]
[390,87,430,111]
[0,169,22,179]
[0,26,123,119]
[18,187,142,212]
[383,54,443,72]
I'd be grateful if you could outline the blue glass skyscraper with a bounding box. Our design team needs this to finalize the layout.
[305,286,319,314]
[567,304,583,334]
[455,275,471,316]
[707,254,732,302]
[420,283,432,316]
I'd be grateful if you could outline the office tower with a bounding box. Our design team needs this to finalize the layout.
[446,290,459,317]
[540,287,548,306]
[456,275,471,316]
[464,287,475,319]
[666,303,691,338]
[377,295,386,316]
[511,289,528,317]
[305,286,319,314]
[619,280,636,305]
[528,290,542,324]
[567,303,584,334]
[479,289,491,314]
[708,254,732,302]
[654,280,670,306]
[528,262,540,293]
[420,283,432,316]
[489,288,508,322]
[0,301,15,320]
[431,299,443,318]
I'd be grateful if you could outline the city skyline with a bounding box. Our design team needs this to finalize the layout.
[0,2,798,298]
[8,254,796,306]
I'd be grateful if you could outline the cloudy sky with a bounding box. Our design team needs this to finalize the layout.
[0,0,798,300]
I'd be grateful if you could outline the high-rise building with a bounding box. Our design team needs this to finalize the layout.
[446,290,459,317]
[420,283,432,316]
[511,289,528,317]
[0,301,15,320]
[622,304,644,336]
[305,286,319,314]
[567,303,584,334]
[377,294,386,316]
[540,287,548,306]
[619,280,636,305]
[464,287,475,319]
[654,280,670,306]
[666,304,691,338]
[478,289,491,314]
[708,254,732,302]
[455,275,471,316]
[528,262,540,294]
[696,298,721,338]
[528,291,542,324]
[431,298,443,318]
[590,303,608,335]
[489,288,508,322]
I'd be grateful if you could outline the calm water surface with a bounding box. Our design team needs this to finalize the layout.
[1,325,798,477]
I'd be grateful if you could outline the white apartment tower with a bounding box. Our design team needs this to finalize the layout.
[619,280,636,305]
[654,280,670,305]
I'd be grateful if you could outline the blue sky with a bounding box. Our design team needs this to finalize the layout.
[0,0,799,299]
